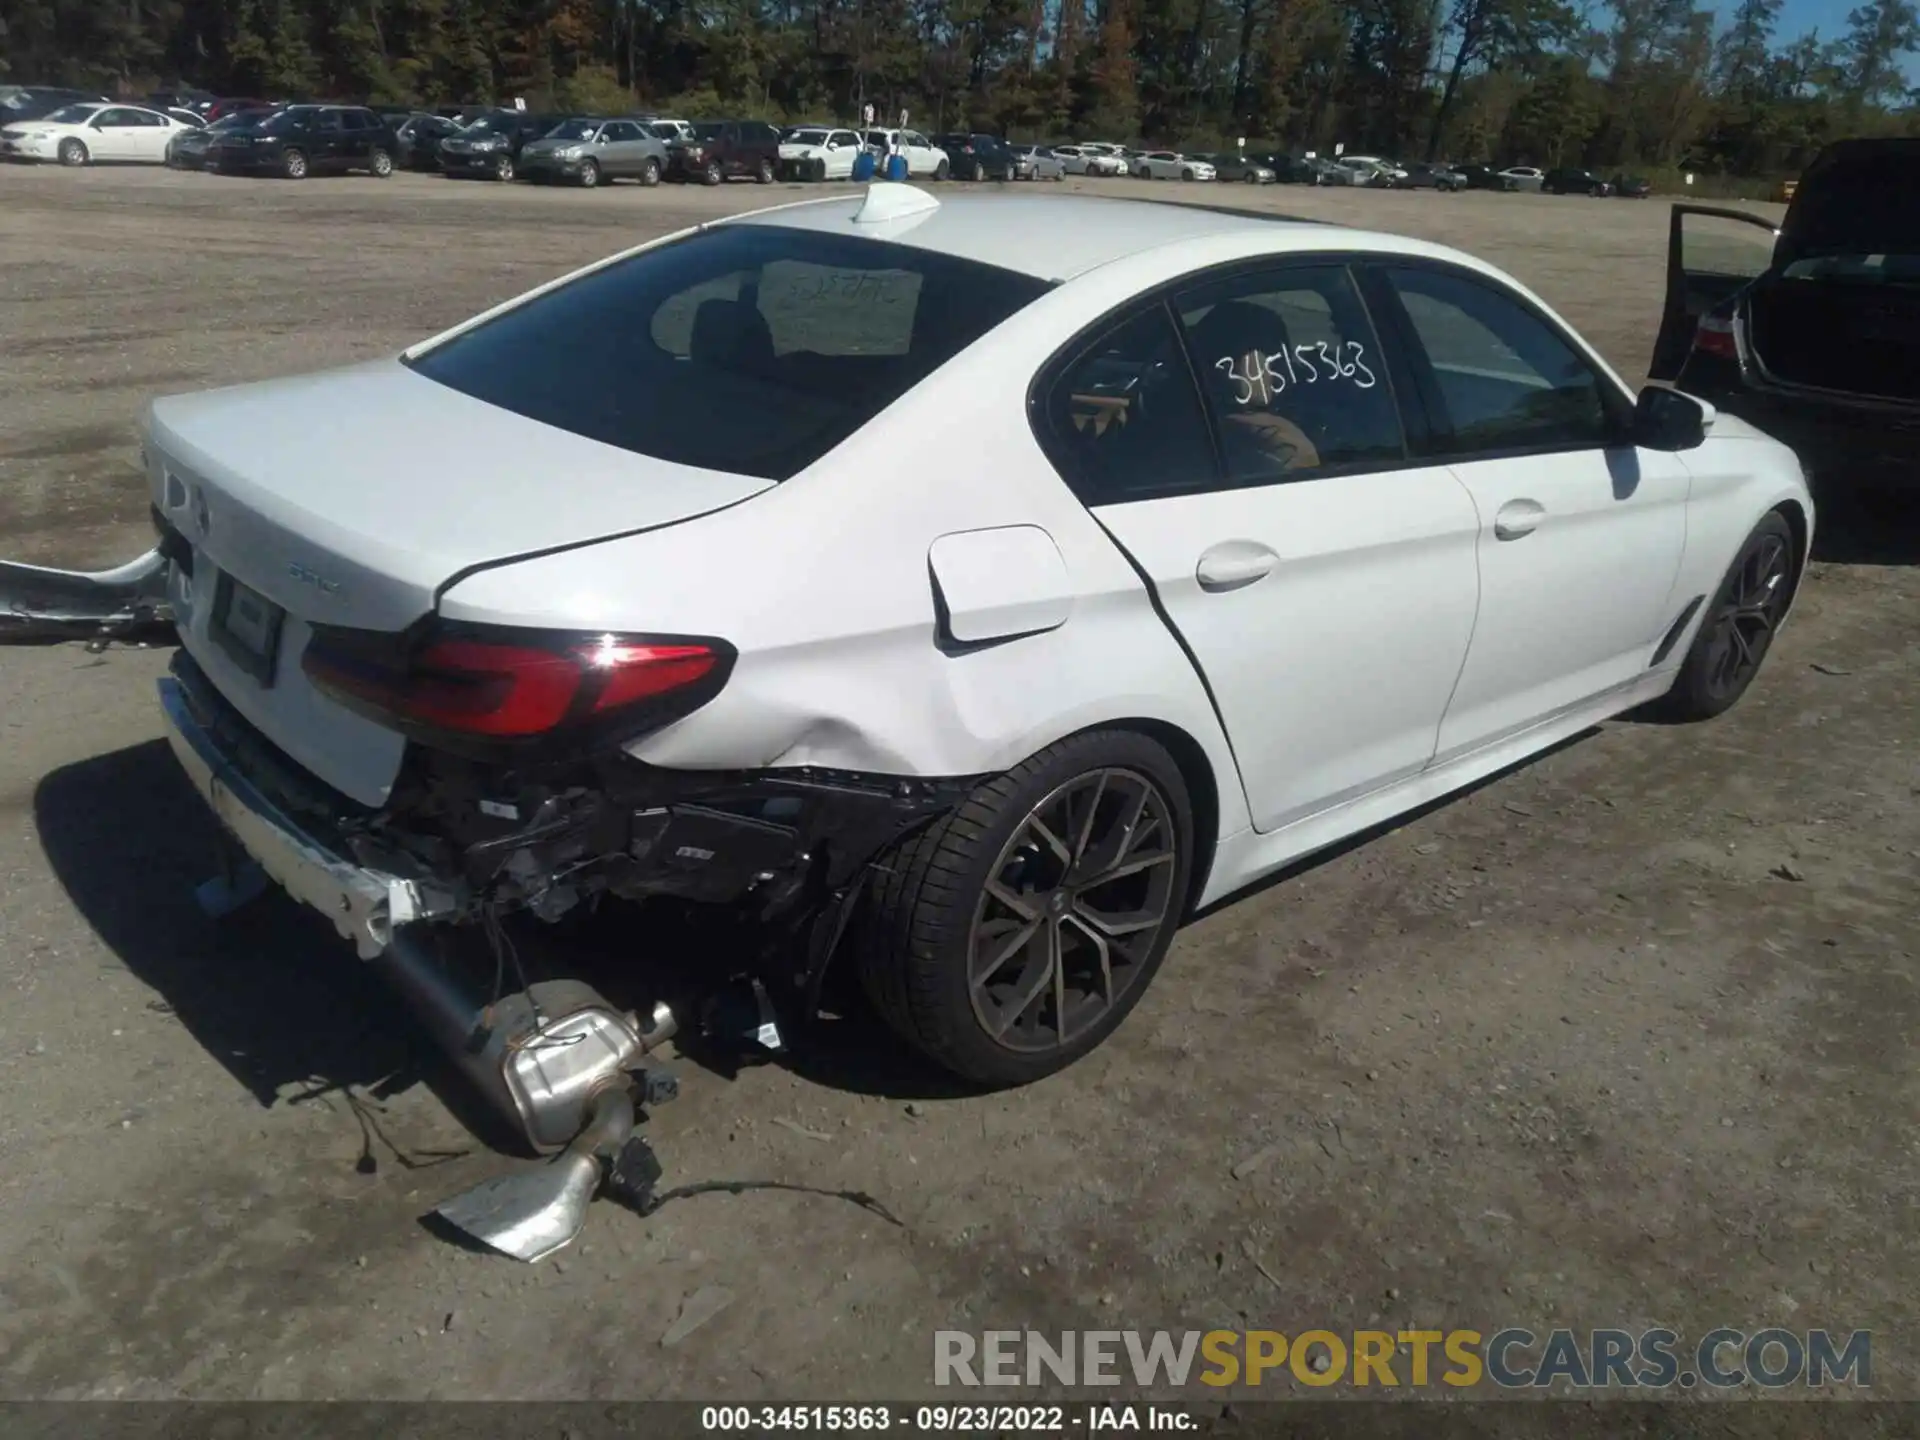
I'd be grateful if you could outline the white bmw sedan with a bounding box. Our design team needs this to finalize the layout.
[58,186,1811,1091]
[0,101,188,165]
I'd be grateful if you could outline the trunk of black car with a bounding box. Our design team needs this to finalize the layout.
[1747,274,1920,403]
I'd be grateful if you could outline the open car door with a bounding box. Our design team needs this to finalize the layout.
[1648,204,1781,381]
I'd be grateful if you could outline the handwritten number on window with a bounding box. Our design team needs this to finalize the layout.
[1214,342,1376,404]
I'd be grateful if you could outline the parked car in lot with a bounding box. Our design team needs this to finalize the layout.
[937,133,1020,181]
[1055,144,1125,176]
[641,117,695,144]
[1398,162,1466,191]
[1012,144,1066,180]
[861,128,948,179]
[1454,163,1516,191]
[1612,174,1653,198]
[0,86,110,124]
[520,116,668,187]
[0,102,190,166]
[1131,150,1215,180]
[12,186,1810,1114]
[1651,136,1919,498]
[206,104,397,179]
[439,110,569,181]
[1544,166,1611,196]
[670,119,782,184]
[779,126,866,180]
[1208,152,1276,183]
[1499,165,1545,191]
[394,112,463,171]
[167,107,272,168]
[207,97,274,121]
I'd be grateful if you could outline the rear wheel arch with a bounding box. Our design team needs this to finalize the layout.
[1772,497,1811,604]
[1110,716,1220,918]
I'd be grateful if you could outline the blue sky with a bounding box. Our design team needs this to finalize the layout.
[1767,0,1851,46]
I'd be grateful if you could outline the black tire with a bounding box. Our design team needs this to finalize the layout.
[1655,511,1797,721]
[578,158,600,188]
[282,148,307,179]
[1181,168,1194,181]
[970,159,985,182]
[57,138,88,167]
[368,147,393,178]
[702,158,723,185]
[755,156,774,183]
[640,156,661,187]
[934,158,949,180]
[812,157,827,182]
[493,153,514,182]
[855,729,1194,1087]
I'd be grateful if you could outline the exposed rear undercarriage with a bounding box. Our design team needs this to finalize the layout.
[4,552,980,1258]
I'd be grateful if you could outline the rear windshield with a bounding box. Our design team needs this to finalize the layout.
[1787,150,1920,259]
[406,224,1052,482]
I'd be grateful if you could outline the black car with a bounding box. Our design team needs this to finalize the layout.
[1248,152,1318,184]
[1454,163,1516,192]
[395,112,463,171]
[1611,174,1652,198]
[438,110,571,180]
[206,104,397,179]
[167,107,273,169]
[666,120,782,184]
[0,85,109,124]
[937,132,1019,181]
[1650,137,1920,498]
[1544,166,1611,196]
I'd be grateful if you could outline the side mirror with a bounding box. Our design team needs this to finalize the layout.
[1633,385,1713,451]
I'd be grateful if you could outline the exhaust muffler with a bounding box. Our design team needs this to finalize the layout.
[372,927,677,1259]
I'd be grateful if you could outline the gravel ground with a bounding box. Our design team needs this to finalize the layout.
[0,163,1916,1404]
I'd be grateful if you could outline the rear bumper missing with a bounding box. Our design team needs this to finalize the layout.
[158,663,458,957]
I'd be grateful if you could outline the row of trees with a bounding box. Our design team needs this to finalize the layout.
[2,0,1917,175]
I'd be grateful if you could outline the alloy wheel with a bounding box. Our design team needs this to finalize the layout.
[1701,530,1791,702]
[966,768,1179,1054]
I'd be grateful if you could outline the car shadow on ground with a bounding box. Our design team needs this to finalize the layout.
[1811,487,1920,565]
[33,737,969,1167]
[33,737,536,1163]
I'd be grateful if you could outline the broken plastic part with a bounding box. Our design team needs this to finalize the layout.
[702,976,785,1055]
[601,1133,665,1214]
[0,548,176,644]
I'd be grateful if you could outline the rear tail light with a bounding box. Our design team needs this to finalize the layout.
[1692,309,1739,362]
[302,622,733,750]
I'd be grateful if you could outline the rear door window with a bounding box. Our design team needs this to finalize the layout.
[407,225,1051,482]
[1037,305,1219,505]
[1174,264,1404,482]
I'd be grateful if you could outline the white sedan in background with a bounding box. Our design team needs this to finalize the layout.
[1056,145,1125,176]
[0,101,189,165]
[1131,150,1215,180]
[6,184,1812,1111]
[779,126,866,180]
[1500,165,1546,191]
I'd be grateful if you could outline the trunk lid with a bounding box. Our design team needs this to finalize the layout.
[148,359,771,803]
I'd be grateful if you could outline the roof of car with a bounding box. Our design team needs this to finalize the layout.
[725,190,1358,281]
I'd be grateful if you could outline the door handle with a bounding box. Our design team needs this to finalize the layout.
[1195,540,1280,592]
[1494,498,1546,540]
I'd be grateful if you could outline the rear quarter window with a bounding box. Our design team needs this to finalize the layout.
[406,225,1050,482]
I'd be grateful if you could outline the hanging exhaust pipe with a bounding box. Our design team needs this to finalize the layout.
[370,927,675,1154]
[371,927,677,1261]
[434,1086,639,1262]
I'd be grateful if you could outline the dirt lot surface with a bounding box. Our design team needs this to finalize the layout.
[1,165,1917,1405]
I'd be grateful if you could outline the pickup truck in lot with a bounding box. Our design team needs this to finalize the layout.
[1650,137,1919,498]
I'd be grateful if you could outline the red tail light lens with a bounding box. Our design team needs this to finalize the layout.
[1692,310,1738,362]
[302,624,731,747]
